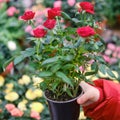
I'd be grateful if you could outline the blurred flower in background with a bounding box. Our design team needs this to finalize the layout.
[0,74,46,120]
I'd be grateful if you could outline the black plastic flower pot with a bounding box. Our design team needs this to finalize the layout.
[44,87,83,120]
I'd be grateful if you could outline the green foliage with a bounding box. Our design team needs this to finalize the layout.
[14,48,35,65]
[0,3,25,49]
[0,2,25,72]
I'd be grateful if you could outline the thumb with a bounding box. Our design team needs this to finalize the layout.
[80,81,93,92]
[77,81,92,104]
[77,81,100,106]
[77,92,90,105]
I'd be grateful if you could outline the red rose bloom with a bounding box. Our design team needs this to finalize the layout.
[79,2,94,14]
[20,11,35,20]
[43,19,56,29]
[33,28,47,38]
[48,7,61,19]
[76,26,95,37]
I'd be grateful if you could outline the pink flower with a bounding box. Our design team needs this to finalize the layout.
[102,55,110,63]
[88,60,94,64]
[104,49,112,56]
[67,0,76,7]
[112,52,118,58]
[79,66,84,73]
[25,25,32,33]
[10,108,24,117]
[0,0,9,2]
[7,6,18,16]
[54,1,62,8]
[118,53,120,58]
[107,43,116,51]
[0,0,3,2]
[5,104,16,112]
[110,58,118,64]
[116,46,120,53]
[30,111,40,120]
[35,18,43,25]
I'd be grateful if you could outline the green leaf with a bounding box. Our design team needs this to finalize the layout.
[66,89,73,97]
[27,37,37,41]
[42,56,59,65]
[107,69,116,79]
[40,82,47,91]
[61,12,71,20]
[91,62,98,72]
[52,82,60,91]
[85,63,98,76]
[14,48,35,65]
[95,56,105,63]
[62,64,75,70]
[72,18,81,24]
[39,71,53,77]
[56,71,73,86]
[99,64,106,74]
[61,55,73,61]
[85,71,96,76]
[14,55,24,65]
[65,27,76,34]
[50,63,62,73]
[34,55,42,61]
[21,48,35,57]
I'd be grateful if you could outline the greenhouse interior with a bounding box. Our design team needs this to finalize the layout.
[0,0,120,120]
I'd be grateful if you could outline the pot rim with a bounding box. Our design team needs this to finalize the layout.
[44,87,84,103]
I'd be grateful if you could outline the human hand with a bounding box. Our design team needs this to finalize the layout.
[77,81,100,106]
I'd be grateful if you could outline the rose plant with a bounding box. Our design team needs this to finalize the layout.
[12,1,116,101]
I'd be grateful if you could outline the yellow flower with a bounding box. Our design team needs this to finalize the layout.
[21,99,28,104]
[22,75,31,85]
[4,88,13,94]
[30,102,44,113]
[0,75,5,87]
[25,89,36,100]
[18,78,24,85]
[4,83,14,93]
[5,92,19,102]
[33,89,43,98]
[18,101,27,111]
[5,83,14,89]
[32,76,44,87]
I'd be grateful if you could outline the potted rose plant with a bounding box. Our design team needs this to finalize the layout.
[9,1,116,120]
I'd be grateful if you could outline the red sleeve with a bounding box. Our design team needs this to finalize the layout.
[83,79,120,120]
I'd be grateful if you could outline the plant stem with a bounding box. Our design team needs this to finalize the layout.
[56,16,61,31]
[36,38,41,56]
